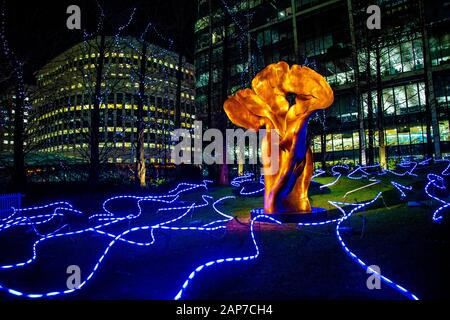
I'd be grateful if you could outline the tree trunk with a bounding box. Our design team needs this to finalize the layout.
[219,7,229,185]
[207,0,213,129]
[205,0,216,181]
[366,38,375,165]
[89,34,106,186]
[320,128,327,170]
[135,42,147,188]
[347,0,366,166]
[375,41,386,168]
[419,0,440,160]
[291,0,299,61]
[175,52,183,128]
[174,51,184,180]
[12,81,26,192]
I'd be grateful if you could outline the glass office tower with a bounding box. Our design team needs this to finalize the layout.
[194,0,450,168]
[33,37,196,164]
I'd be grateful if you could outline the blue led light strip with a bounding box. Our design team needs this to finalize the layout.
[424,174,449,222]
[320,174,341,189]
[347,164,380,180]
[0,201,228,298]
[211,196,235,220]
[436,159,450,176]
[0,166,438,300]
[334,193,419,300]
[174,214,282,300]
[312,169,326,179]
[240,183,265,196]
[0,181,234,298]
[391,181,413,199]
[230,173,255,187]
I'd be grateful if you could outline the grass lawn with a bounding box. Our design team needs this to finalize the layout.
[0,164,449,300]
[167,165,449,299]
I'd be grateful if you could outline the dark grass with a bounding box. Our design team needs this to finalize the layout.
[0,164,449,300]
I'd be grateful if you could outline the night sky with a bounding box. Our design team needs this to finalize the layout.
[3,0,196,84]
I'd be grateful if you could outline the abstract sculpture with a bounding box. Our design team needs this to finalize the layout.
[224,62,334,214]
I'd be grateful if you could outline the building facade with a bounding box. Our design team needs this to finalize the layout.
[0,87,34,154]
[32,36,196,165]
[194,0,450,168]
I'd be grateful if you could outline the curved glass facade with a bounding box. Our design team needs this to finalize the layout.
[32,37,196,164]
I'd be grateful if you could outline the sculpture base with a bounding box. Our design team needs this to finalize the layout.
[250,207,327,224]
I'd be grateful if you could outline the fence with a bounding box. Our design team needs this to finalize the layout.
[0,193,22,219]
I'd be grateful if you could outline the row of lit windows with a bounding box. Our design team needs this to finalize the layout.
[325,82,428,125]
[38,66,194,89]
[357,37,424,77]
[362,83,427,118]
[430,33,450,67]
[312,121,450,154]
[32,117,193,136]
[33,124,194,142]
[49,80,196,97]
[198,29,448,91]
[38,67,195,89]
[107,157,175,164]
[38,51,194,82]
[39,142,174,153]
[35,104,195,122]
[42,118,178,129]
[36,91,195,109]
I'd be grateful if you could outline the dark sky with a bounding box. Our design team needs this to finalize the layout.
[3,0,196,83]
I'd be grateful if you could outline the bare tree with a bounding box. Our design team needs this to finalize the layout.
[119,22,179,187]
[0,2,27,191]
[32,5,138,185]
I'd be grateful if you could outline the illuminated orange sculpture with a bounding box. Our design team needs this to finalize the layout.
[224,62,334,214]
